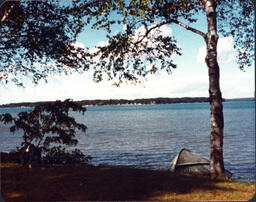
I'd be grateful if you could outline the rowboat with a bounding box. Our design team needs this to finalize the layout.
[169,148,232,178]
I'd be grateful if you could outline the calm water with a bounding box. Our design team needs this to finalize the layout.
[0,101,255,181]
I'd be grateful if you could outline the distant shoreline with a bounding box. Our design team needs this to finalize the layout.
[0,97,254,109]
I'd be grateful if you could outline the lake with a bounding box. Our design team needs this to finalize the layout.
[0,101,255,182]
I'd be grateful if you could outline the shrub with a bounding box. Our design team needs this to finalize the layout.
[42,147,92,164]
[0,99,91,165]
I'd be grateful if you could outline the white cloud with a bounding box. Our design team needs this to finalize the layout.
[132,24,172,48]
[91,24,173,56]
[0,72,208,104]
[97,41,108,47]
[197,36,235,65]
[124,23,172,38]
[88,40,109,62]
[197,45,206,65]
[123,24,127,31]
[89,40,108,54]
[88,24,175,76]
[1,32,254,105]
[135,24,172,38]
[218,37,233,51]
[73,41,85,49]
[220,73,255,98]
[0,67,254,105]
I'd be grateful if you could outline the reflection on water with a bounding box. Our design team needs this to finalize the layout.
[0,102,255,181]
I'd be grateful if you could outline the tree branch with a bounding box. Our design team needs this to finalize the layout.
[133,19,206,47]
[172,20,207,39]
[134,21,171,46]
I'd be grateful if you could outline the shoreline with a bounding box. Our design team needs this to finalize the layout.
[0,99,254,109]
[0,97,254,109]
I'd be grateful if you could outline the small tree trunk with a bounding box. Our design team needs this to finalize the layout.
[204,0,225,177]
[0,2,16,25]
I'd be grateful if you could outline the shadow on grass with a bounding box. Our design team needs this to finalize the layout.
[1,163,237,201]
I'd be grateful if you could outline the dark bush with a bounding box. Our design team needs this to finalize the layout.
[42,147,92,165]
[1,151,20,163]
[0,99,91,166]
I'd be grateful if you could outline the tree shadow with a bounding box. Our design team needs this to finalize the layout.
[1,164,239,201]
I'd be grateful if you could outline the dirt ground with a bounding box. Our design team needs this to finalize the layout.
[1,163,255,201]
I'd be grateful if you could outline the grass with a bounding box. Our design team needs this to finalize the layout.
[1,162,255,201]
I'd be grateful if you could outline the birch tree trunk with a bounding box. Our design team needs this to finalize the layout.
[204,0,225,177]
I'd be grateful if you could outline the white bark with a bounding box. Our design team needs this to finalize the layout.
[204,0,225,177]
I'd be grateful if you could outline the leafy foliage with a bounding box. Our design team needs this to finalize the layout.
[1,0,253,86]
[0,1,90,85]
[217,0,254,70]
[42,147,92,164]
[71,0,197,84]
[70,0,254,85]
[0,99,87,152]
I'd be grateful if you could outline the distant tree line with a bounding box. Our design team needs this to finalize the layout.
[77,97,212,106]
[224,98,254,102]
[1,97,254,109]
[0,97,232,108]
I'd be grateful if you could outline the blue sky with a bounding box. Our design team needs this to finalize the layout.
[0,12,254,105]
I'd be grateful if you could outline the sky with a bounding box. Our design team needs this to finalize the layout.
[0,11,254,105]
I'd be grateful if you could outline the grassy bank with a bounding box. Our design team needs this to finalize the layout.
[1,163,255,201]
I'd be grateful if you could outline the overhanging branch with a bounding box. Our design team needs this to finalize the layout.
[134,19,206,46]
[172,20,206,39]
[134,21,171,46]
